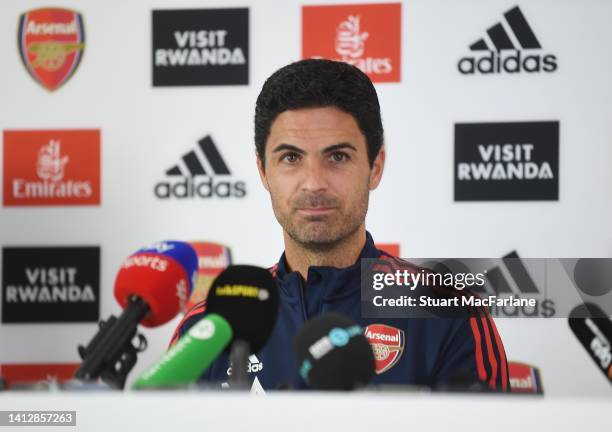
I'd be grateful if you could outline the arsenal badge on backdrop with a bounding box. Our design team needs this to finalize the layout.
[17,8,85,91]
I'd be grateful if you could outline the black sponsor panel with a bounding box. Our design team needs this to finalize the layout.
[152,8,249,86]
[454,121,559,201]
[2,247,100,323]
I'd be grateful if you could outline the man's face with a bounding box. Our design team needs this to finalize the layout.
[257,106,384,249]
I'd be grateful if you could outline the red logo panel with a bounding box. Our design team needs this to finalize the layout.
[364,324,405,374]
[3,130,100,206]
[376,243,400,257]
[18,8,85,91]
[184,242,232,312]
[508,361,543,394]
[302,3,402,82]
[0,363,80,389]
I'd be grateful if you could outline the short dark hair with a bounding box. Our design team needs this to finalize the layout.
[254,59,383,170]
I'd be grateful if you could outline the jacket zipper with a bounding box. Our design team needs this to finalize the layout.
[296,274,309,322]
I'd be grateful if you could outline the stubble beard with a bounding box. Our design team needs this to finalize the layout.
[271,186,369,252]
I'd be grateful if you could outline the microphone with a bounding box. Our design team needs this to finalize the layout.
[132,265,279,389]
[115,240,198,326]
[75,241,198,389]
[228,340,250,390]
[205,265,279,354]
[568,303,612,383]
[133,313,232,389]
[295,313,375,390]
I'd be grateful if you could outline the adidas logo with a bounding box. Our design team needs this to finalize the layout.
[478,251,555,317]
[154,135,247,199]
[457,5,557,74]
[247,354,263,373]
[226,354,263,376]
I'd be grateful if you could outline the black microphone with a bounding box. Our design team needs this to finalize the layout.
[206,265,280,353]
[206,265,280,388]
[295,313,375,390]
[568,303,612,383]
[228,340,250,390]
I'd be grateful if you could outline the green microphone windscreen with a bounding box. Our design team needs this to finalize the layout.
[133,313,232,389]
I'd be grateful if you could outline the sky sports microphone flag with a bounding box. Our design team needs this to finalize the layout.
[114,240,198,327]
[135,240,199,316]
[75,241,198,388]
[295,312,375,390]
[135,265,279,388]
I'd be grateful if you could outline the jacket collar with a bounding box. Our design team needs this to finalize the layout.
[274,231,380,306]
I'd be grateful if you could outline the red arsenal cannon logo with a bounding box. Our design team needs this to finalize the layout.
[18,8,85,91]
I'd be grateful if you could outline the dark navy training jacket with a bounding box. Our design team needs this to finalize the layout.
[169,232,510,392]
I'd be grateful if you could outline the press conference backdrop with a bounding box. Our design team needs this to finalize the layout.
[0,0,610,395]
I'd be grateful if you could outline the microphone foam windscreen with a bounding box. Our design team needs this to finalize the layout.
[114,252,190,327]
[137,241,199,294]
[206,265,279,353]
[295,313,375,390]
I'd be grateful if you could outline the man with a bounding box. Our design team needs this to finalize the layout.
[170,59,509,391]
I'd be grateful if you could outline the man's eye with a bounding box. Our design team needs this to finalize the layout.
[282,153,300,163]
[329,152,349,163]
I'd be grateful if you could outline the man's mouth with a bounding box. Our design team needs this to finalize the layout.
[297,207,336,216]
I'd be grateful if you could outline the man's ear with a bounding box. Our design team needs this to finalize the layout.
[256,153,270,191]
[368,146,385,190]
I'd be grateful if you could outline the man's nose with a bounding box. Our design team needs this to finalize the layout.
[300,159,329,192]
